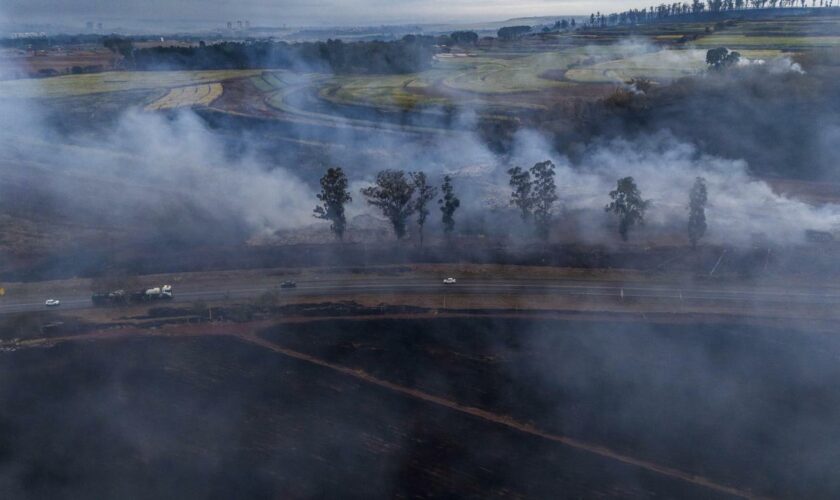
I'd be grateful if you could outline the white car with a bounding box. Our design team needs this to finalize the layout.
[45,299,61,307]
[443,278,457,285]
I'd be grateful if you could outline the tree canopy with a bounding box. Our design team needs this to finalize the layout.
[706,47,741,70]
[133,36,436,74]
[438,175,460,236]
[314,167,352,241]
[411,171,438,246]
[361,170,416,239]
[605,177,651,241]
[688,177,708,247]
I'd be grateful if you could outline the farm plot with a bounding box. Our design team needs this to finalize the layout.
[440,51,580,93]
[0,70,260,99]
[145,83,223,111]
[319,72,449,110]
[438,45,655,94]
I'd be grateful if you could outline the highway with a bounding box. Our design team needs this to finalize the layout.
[2,276,840,315]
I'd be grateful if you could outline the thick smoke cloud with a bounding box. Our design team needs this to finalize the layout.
[531,132,840,245]
[2,84,838,250]
[1,35,838,258]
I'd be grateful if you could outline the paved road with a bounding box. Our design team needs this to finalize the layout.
[2,277,840,315]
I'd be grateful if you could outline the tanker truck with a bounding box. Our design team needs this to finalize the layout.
[92,285,173,306]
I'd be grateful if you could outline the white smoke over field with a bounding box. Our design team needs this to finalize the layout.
[738,55,805,74]
[2,92,836,248]
[0,38,834,251]
[457,130,840,246]
[105,110,315,234]
[0,97,315,241]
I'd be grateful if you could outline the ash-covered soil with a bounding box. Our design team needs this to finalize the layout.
[263,317,840,498]
[1,316,838,498]
[0,334,716,499]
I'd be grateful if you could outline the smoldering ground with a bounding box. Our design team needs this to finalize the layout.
[4,317,839,498]
[265,316,840,498]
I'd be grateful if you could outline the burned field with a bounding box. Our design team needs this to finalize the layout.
[2,316,839,498]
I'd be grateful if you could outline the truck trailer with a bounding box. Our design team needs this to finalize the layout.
[92,285,173,306]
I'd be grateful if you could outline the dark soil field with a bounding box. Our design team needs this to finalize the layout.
[263,317,840,498]
[1,316,838,498]
[0,333,720,499]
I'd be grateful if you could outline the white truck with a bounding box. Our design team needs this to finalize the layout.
[144,285,173,300]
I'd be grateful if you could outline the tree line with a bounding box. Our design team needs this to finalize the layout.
[123,36,436,74]
[313,164,710,247]
[508,162,708,245]
[314,168,460,244]
[587,0,833,28]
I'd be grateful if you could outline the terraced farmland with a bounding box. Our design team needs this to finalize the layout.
[145,83,223,111]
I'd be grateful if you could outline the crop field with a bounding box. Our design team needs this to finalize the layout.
[0,70,260,99]
[694,33,840,48]
[438,50,592,93]
[319,73,449,109]
[145,83,223,111]
[692,15,840,48]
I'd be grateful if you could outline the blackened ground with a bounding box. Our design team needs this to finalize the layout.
[0,335,722,499]
[264,317,840,498]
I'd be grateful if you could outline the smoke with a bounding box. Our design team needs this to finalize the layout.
[0,91,315,248]
[2,79,837,252]
[738,55,806,74]
[0,33,837,263]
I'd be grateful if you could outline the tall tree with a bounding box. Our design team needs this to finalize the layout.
[313,167,352,241]
[605,177,651,241]
[361,170,415,239]
[508,162,559,240]
[688,177,708,248]
[530,161,559,241]
[507,166,533,220]
[438,175,461,236]
[411,171,438,246]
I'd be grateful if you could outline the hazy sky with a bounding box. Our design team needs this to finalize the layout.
[3,0,642,26]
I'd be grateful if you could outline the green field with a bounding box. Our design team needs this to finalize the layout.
[565,48,784,83]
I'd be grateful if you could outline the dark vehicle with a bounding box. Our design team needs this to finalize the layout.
[280,281,297,289]
[91,289,127,306]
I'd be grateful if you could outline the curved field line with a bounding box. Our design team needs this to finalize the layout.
[145,83,223,111]
[266,84,458,136]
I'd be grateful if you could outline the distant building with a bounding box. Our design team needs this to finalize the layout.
[86,21,94,30]
[227,21,232,30]
[97,22,103,31]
